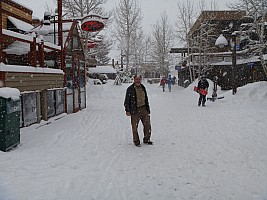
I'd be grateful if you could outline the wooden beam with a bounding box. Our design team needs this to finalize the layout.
[0,1,3,63]
[38,39,44,67]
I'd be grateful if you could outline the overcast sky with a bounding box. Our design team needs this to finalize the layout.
[20,0,235,31]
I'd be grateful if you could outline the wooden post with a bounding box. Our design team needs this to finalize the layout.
[0,1,3,63]
[30,32,37,67]
[41,90,48,121]
[32,32,37,67]
[38,35,44,67]
[58,0,63,70]
[58,0,67,113]
[36,92,42,123]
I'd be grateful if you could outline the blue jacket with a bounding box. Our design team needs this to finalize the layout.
[167,77,172,85]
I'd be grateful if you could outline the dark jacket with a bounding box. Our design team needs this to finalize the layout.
[124,83,150,115]
[198,79,209,90]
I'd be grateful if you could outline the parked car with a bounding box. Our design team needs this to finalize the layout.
[89,73,107,84]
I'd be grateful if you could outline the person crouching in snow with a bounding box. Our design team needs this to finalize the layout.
[197,75,209,107]
[124,75,153,147]
[160,76,167,92]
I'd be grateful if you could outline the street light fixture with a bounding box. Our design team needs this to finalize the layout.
[215,32,238,95]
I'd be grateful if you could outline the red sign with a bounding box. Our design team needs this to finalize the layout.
[81,18,104,32]
[88,41,96,49]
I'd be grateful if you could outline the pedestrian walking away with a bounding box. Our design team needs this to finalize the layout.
[197,75,209,107]
[124,75,153,147]
[172,76,177,85]
[160,76,167,92]
[167,74,172,92]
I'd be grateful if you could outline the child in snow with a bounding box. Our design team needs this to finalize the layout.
[160,76,167,92]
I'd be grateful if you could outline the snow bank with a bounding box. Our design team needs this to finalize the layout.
[186,79,267,105]
[0,87,20,100]
[222,81,267,104]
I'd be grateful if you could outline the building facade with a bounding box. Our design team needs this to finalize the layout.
[171,10,267,89]
[0,0,88,127]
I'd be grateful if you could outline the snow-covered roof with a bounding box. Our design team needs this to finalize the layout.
[2,29,33,42]
[32,22,73,45]
[3,41,31,55]
[3,40,58,55]
[210,56,261,66]
[0,63,64,74]
[8,16,34,32]
[0,87,20,100]
[2,29,61,52]
[32,22,73,35]
[89,66,117,74]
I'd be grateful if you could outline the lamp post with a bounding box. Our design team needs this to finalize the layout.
[51,11,58,45]
[215,33,237,95]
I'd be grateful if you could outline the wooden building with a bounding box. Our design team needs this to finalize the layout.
[32,19,86,114]
[0,0,65,126]
[171,10,267,89]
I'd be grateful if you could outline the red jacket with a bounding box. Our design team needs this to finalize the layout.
[161,78,167,84]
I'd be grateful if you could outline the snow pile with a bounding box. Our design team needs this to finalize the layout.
[222,81,267,105]
[185,79,267,106]
[0,87,20,100]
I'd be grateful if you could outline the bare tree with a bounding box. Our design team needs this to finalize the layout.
[176,0,196,44]
[62,0,108,17]
[176,0,219,80]
[143,35,153,63]
[130,29,145,72]
[151,12,174,76]
[198,0,218,11]
[113,0,143,71]
[176,0,196,82]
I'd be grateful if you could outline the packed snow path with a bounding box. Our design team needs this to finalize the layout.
[1,81,267,200]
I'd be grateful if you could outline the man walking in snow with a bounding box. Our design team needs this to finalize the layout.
[197,75,209,107]
[124,75,153,147]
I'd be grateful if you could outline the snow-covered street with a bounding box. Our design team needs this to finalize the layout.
[1,80,267,200]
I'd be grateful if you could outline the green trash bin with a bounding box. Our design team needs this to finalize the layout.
[0,92,21,152]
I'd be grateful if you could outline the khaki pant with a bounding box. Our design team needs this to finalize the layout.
[131,106,151,145]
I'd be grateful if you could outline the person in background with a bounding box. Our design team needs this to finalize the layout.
[197,75,209,107]
[124,75,153,147]
[160,76,167,92]
[167,74,172,92]
[172,76,177,85]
